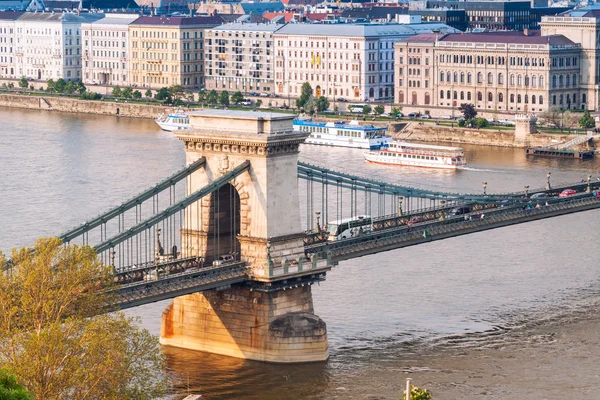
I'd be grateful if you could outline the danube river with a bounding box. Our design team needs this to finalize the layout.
[2,108,600,399]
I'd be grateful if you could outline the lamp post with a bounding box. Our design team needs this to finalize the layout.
[315,211,321,231]
[587,175,592,193]
[482,181,488,196]
[524,185,530,196]
[398,196,404,216]
[546,171,551,190]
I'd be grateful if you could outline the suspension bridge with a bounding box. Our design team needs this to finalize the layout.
[49,110,600,363]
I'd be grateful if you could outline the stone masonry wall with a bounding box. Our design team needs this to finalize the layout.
[160,285,329,363]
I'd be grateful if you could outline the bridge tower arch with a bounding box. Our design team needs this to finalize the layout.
[162,110,332,363]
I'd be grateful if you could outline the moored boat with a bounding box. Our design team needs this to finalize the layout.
[293,119,391,149]
[155,107,190,131]
[364,142,467,169]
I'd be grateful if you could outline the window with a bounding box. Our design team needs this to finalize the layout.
[477,72,482,84]
[440,90,444,99]
[498,73,503,85]
[488,92,493,101]
[498,93,504,102]
[539,96,543,105]
[467,72,472,83]
[460,91,464,100]
[532,95,536,104]
[487,72,493,84]
[510,74,515,86]
[477,91,482,101]
[517,94,522,103]
[510,94,515,103]
[467,92,471,101]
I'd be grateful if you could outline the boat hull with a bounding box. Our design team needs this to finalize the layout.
[305,136,391,150]
[155,119,190,132]
[363,152,462,170]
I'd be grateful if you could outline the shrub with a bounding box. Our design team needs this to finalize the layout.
[458,119,466,127]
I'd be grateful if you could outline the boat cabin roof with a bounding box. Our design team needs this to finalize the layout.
[294,119,385,131]
[390,142,464,152]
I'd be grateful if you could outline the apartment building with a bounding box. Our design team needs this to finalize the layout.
[128,15,222,90]
[204,23,280,94]
[273,23,457,102]
[395,32,582,114]
[81,14,138,86]
[0,11,23,79]
[15,12,103,81]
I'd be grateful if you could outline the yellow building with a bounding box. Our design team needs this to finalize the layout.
[129,15,222,90]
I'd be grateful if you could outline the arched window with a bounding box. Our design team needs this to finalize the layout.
[453,91,457,100]
[517,94,522,103]
[498,93,504,102]
[510,94,515,103]
[510,74,515,85]
[583,93,587,103]
[566,75,570,87]
[454,72,458,83]
[525,75,529,86]
[539,96,543,105]
[460,72,465,83]
[477,91,482,101]
[477,72,483,84]
[467,92,472,101]
[369,88,374,98]
[487,72,493,84]
[440,71,444,82]
[398,91,404,103]
[379,88,383,98]
[498,73,504,85]
[559,94,563,105]
[446,72,451,82]
[573,74,577,86]
[440,90,444,99]
[517,75,522,86]
[573,93,577,104]
[424,92,430,105]
[532,95,536,104]
[532,75,537,87]
[467,72,472,83]
[460,91,465,100]
[552,75,557,88]
[552,95,556,105]
[412,91,417,104]
[417,81,421,88]
[524,95,528,104]
[540,76,544,87]
[559,75,564,86]
[488,92,493,101]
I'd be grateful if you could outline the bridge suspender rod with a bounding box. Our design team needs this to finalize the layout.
[59,157,207,243]
[94,160,250,254]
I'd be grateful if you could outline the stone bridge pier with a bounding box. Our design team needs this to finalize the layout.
[160,110,332,363]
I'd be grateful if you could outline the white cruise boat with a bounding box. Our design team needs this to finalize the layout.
[293,119,391,149]
[155,108,190,131]
[364,142,467,169]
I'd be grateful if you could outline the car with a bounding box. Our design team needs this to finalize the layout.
[237,100,252,106]
[559,189,577,198]
[259,92,268,97]
[248,92,258,96]
[380,112,390,117]
[322,110,335,114]
[269,93,278,97]
[337,97,346,102]
[393,112,404,118]
[449,206,472,216]
[442,115,453,120]
[530,192,548,199]
[407,216,425,226]
[407,112,419,118]
[420,114,431,119]
[212,254,236,267]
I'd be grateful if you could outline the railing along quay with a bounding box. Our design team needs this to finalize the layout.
[306,195,600,262]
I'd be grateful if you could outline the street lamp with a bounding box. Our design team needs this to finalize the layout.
[587,175,592,193]
[398,196,404,216]
[482,181,488,196]
[524,185,530,196]
[315,211,321,231]
[546,171,551,190]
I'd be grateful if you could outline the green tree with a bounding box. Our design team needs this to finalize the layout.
[402,384,432,400]
[132,90,142,99]
[121,87,133,99]
[256,99,263,108]
[459,103,477,120]
[64,81,76,95]
[362,105,372,115]
[54,79,66,93]
[579,110,595,129]
[18,76,28,89]
[231,91,244,104]
[76,82,86,95]
[374,104,385,115]
[46,79,55,92]
[391,106,403,117]
[473,117,488,129]
[219,90,230,106]
[296,82,313,109]
[144,89,152,98]
[0,238,168,400]
[111,86,122,98]
[316,96,330,112]
[168,85,185,103]
[206,89,218,104]
[197,90,206,105]
[0,369,32,400]
[154,87,173,103]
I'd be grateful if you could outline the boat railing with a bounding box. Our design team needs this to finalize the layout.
[389,149,464,158]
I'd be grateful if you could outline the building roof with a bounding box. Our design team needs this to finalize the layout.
[82,0,139,9]
[209,21,281,32]
[17,11,104,21]
[0,10,24,18]
[0,0,29,11]
[263,10,293,22]
[237,0,283,14]
[341,6,408,20]
[399,32,440,43]
[83,13,138,24]
[130,15,223,26]
[274,22,458,37]
[440,32,576,46]
[559,6,600,18]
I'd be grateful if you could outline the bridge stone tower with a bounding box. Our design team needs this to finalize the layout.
[160,110,332,363]
[514,114,537,144]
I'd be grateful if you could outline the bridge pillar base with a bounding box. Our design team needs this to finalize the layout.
[160,285,329,363]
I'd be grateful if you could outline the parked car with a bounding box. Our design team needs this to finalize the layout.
[248,92,258,96]
[530,192,548,199]
[337,97,346,102]
[407,112,419,118]
[559,189,577,198]
[259,92,269,97]
[269,93,278,97]
[420,114,431,119]
[380,112,390,117]
[441,115,453,120]
[407,216,425,226]
[449,206,472,216]
[237,100,252,106]
[393,112,404,118]
[322,110,335,115]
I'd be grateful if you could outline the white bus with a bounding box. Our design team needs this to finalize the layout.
[348,104,368,113]
[326,215,373,241]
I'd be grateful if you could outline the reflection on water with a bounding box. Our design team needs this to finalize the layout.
[2,108,600,399]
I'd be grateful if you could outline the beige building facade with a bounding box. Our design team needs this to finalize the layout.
[128,15,222,90]
[395,32,583,115]
[204,23,279,94]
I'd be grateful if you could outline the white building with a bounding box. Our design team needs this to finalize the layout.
[81,14,138,86]
[15,12,103,82]
[273,22,459,102]
[0,11,23,79]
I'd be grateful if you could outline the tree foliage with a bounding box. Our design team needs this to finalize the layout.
[111,86,122,98]
[362,105,372,115]
[256,99,263,108]
[144,89,152,98]
[231,91,244,104]
[46,79,55,92]
[206,89,218,104]
[579,110,595,129]
[54,79,67,93]
[459,103,477,120]
[402,384,432,400]
[374,105,385,115]
[121,87,133,99]
[219,90,230,106]
[296,82,313,109]
[0,238,168,400]
[0,369,31,400]
[18,77,28,89]
[132,90,142,99]
[154,87,173,103]
[316,96,330,112]
[472,117,488,129]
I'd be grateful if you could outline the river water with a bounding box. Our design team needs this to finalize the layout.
[2,108,600,399]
